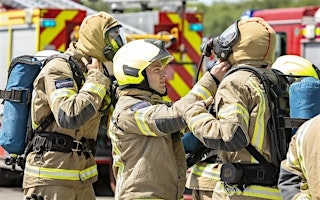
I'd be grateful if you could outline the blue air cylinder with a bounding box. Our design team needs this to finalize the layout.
[0,57,41,155]
[289,77,320,134]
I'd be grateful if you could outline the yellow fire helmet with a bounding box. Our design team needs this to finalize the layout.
[272,55,320,79]
[113,39,173,88]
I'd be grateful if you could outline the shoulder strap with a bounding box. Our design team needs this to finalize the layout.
[0,55,42,104]
[225,66,289,166]
[44,54,85,89]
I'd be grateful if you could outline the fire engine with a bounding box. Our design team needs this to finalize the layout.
[242,6,320,69]
[0,8,87,110]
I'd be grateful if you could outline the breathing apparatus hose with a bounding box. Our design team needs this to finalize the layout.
[195,54,205,83]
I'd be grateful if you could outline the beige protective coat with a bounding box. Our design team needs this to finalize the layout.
[109,72,217,200]
[279,115,320,200]
[23,12,118,200]
[185,17,280,200]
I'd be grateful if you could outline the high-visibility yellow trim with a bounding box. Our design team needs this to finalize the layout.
[296,193,312,200]
[109,127,125,199]
[50,88,77,105]
[80,165,98,180]
[191,164,220,179]
[189,113,214,133]
[248,77,266,163]
[190,85,211,100]
[296,120,312,177]
[215,181,281,199]
[80,82,107,99]
[134,106,156,136]
[218,103,249,126]
[25,163,98,181]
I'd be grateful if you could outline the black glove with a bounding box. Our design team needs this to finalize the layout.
[200,39,214,57]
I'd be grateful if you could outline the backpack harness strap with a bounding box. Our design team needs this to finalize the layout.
[0,56,41,104]
[0,89,31,104]
[32,132,96,155]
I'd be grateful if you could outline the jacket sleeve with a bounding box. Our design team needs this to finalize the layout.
[44,58,110,129]
[115,72,217,137]
[183,72,267,152]
[278,124,313,200]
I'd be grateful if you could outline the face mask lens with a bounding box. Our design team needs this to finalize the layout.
[105,25,127,51]
[219,21,239,47]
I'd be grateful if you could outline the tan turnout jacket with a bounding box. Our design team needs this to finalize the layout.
[109,72,217,200]
[184,64,281,199]
[278,115,320,200]
[23,43,110,188]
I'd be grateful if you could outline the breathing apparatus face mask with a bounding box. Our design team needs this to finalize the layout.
[104,25,127,61]
[213,20,240,60]
[201,20,240,60]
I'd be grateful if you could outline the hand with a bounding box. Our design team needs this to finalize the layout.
[210,60,231,82]
[203,96,214,108]
[82,57,103,72]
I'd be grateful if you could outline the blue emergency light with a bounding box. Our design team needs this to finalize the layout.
[189,23,203,31]
[41,19,56,27]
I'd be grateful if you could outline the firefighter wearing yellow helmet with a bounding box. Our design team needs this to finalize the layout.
[184,17,283,199]
[272,55,320,81]
[110,38,231,199]
[23,12,126,200]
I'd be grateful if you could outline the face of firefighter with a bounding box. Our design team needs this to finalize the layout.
[146,60,167,95]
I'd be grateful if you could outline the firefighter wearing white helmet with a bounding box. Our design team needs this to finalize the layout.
[23,12,126,200]
[272,55,320,81]
[184,17,282,200]
[275,55,320,199]
[110,38,231,199]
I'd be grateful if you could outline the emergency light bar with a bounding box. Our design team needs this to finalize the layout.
[41,19,56,27]
[189,23,203,31]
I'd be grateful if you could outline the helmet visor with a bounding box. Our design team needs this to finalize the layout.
[105,25,127,53]
[219,20,240,47]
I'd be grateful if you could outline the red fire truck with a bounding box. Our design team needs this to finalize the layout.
[242,6,320,68]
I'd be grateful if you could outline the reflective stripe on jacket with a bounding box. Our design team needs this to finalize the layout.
[279,115,320,200]
[110,72,217,200]
[184,64,280,199]
[24,44,110,188]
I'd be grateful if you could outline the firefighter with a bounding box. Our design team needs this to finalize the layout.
[23,12,126,200]
[272,54,320,80]
[273,55,320,200]
[278,115,320,200]
[109,38,231,199]
[183,17,280,199]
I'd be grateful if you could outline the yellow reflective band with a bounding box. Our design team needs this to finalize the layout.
[114,152,125,199]
[286,148,299,168]
[80,165,98,180]
[296,120,312,176]
[32,121,39,130]
[189,113,214,133]
[218,103,249,126]
[80,82,107,99]
[191,164,220,179]
[134,106,156,136]
[215,181,281,199]
[100,95,112,110]
[50,88,77,105]
[248,77,266,163]
[190,85,211,100]
[297,193,312,200]
[25,163,97,181]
